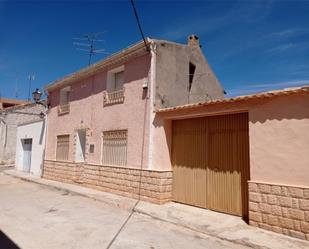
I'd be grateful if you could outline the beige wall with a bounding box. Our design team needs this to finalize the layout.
[249,94,309,187]
[148,39,224,170]
[46,54,151,169]
[154,40,224,109]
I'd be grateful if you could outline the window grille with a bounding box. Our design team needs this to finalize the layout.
[56,135,70,161]
[102,130,127,166]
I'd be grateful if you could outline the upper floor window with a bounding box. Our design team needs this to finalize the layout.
[189,62,196,92]
[58,86,70,115]
[114,71,124,91]
[104,66,125,106]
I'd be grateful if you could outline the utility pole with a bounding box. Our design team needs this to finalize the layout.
[73,32,107,66]
[27,74,35,101]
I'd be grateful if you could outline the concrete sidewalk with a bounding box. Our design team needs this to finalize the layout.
[3,169,137,211]
[4,169,309,249]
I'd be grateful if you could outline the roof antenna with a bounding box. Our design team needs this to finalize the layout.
[27,74,35,101]
[14,76,20,98]
[73,32,108,66]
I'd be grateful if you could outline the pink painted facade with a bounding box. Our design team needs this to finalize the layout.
[43,36,225,204]
[155,91,309,187]
[43,34,309,239]
[249,93,309,187]
[155,88,309,239]
[46,53,151,169]
[45,36,224,173]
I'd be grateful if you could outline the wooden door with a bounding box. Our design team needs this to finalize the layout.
[206,113,249,217]
[172,113,249,217]
[172,118,208,208]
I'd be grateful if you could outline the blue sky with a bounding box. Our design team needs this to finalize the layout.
[0,0,309,99]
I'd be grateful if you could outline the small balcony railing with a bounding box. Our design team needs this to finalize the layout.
[58,103,70,115]
[103,88,125,106]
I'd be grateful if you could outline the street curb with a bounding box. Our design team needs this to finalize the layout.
[3,171,309,249]
[2,170,136,211]
[133,206,309,249]
[133,207,265,249]
[2,171,71,193]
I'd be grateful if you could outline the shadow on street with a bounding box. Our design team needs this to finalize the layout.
[0,230,20,249]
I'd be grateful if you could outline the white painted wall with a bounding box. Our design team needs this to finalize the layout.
[75,129,86,162]
[0,103,45,163]
[15,120,46,176]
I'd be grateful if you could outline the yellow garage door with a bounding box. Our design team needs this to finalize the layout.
[172,113,249,217]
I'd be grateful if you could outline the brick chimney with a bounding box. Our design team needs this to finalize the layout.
[187,34,200,47]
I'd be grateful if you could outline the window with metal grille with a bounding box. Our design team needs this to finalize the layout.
[102,130,127,166]
[56,135,70,161]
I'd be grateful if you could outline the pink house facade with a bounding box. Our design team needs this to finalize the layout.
[156,86,309,240]
[43,35,224,203]
[43,34,309,240]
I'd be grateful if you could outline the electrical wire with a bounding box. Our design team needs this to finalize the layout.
[130,0,150,51]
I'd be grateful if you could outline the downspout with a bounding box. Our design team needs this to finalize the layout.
[39,97,49,177]
[41,107,48,177]
[147,40,157,170]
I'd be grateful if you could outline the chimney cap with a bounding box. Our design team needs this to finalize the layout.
[187,34,200,47]
[188,34,199,41]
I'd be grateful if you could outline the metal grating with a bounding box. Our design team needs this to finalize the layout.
[56,135,70,161]
[102,130,127,166]
[58,103,70,115]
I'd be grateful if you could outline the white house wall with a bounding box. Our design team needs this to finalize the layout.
[15,120,46,176]
[0,103,45,164]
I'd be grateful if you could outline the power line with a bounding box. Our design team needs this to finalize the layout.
[130,0,149,51]
[73,32,108,66]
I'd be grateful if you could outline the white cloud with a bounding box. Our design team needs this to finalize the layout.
[226,80,309,97]
[265,43,296,54]
[158,1,274,41]
[289,65,309,75]
[264,41,309,56]
[265,28,309,39]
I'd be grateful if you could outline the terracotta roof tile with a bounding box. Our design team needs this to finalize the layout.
[156,85,309,113]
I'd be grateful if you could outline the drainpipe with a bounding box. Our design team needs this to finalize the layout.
[40,108,48,177]
[32,97,49,177]
[147,40,157,170]
[39,99,49,177]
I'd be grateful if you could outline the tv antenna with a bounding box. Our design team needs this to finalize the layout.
[27,74,35,101]
[14,76,20,98]
[73,32,108,66]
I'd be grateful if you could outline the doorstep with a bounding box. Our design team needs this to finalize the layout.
[0,164,14,170]
[3,169,309,249]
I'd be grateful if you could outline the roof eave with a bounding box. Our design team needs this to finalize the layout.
[45,39,152,92]
[156,86,309,114]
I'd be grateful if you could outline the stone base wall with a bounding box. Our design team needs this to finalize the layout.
[43,160,172,204]
[249,181,309,240]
